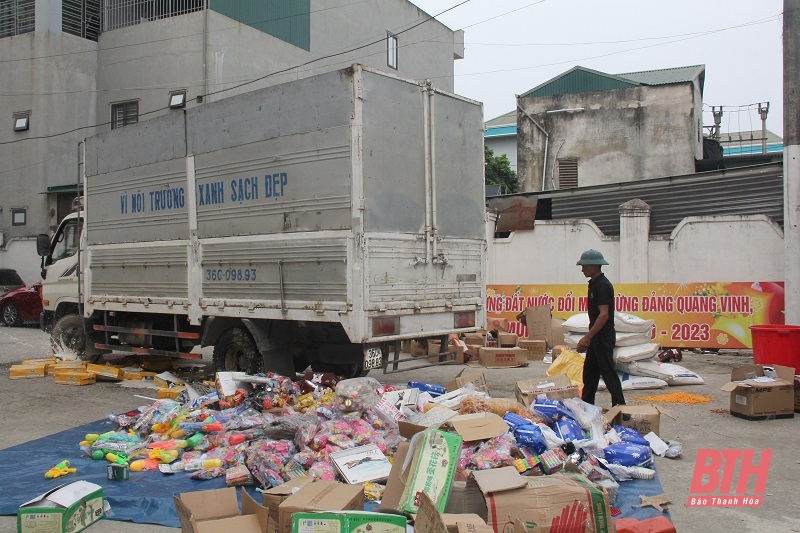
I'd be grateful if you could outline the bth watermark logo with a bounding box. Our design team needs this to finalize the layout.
[687,449,771,507]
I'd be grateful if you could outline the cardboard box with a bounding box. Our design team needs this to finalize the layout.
[549,318,565,349]
[86,363,125,381]
[605,404,673,437]
[720,364,795,420]
[292,511,406,533]
[398,429,462,514]
[397,407,458,439]
[462,333,486,346]
[441,514,493,533]
[520,306,551,339]
[467,467,613,533]
[157,386,186,399]
[497,332,518,347]
[486,317,509,332]
[21,358,57,374]
[174,486,268,533]
[279,480,364,533]
[515,374,578,406]
[428,344,465,365]
[53,371,96,386]
[446,413,509,442]
[445,370,489,395]
[262,477,313,533]
[9,364,46,379]
[17,480,104,533]
[517,339,546,361]
[478,347,528,369]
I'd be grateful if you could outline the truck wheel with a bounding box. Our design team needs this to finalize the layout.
[213,327,262,374]
[51,314,100,362]
[2,302,22,327]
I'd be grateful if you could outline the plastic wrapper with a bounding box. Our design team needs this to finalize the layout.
[538,422,565,449]
[189,466,225,480]
[264,415,307,440]
[225,465,255,486]
[613,426,650,447]
[665,441,683,459]
[335,377,380,412]
[596,477,619,505]
[602,442,653,468]
[554,417,586,442]
[531,398,577,423]
[307,459,338,481]
[459,396,543,424]
[364,482,385,501]
[503,412,534,430]
[561,397,603,430]
[470,434,517,470]
[538,447,568,474]
[512,424,548,455]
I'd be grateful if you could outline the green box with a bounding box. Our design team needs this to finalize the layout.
[399,429,463,514]
[17,480,104,533]
[292,511,407,533]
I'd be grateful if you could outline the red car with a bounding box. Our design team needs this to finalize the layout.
[1,281,43,327]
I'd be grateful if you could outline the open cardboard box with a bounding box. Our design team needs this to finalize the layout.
[292,511,407,533]
[515,374,578,406]
[445,370,489,395]
[174,486,268,533]
[605,404,674,437]
[720,364,795,419]
[278,480,365,533]
[415,491,494,533]
[466,467,613,533]
[261,478,314,533]
[17,480,104,533]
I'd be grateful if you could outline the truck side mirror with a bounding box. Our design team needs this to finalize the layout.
[36,234,50,257]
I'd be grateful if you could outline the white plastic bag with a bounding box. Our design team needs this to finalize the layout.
[564,331,652,349]
[599,373,669,391]
[613,343,660,364]
[614,312,655,333]
[622,360,705,385]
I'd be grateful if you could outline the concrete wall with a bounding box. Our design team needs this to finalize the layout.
[0,0,460,282]
[487,213,784,286]
[94,1,459,134]
[517,84,701,192]
[0,31,97,238]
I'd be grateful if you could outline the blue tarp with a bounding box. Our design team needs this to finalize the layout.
[0,420,671,527]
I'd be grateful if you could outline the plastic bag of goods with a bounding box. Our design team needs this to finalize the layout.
[554,417,586,442]
[613,343,660,364]
[602,442,653,468]
[613,312,654,333]
[564,331,652,349]
[545,348,585,389]
[335,377,381,412]
[562,312,655,334]
[613,426,650,447]
[618,361,705,385]
[531,398,577,423]
[599,373,668,391]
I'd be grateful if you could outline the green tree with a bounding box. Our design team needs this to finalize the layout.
[484,145,518,194]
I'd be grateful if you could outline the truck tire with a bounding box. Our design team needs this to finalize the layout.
[51,314,101,362]
[213,327,262,374]
[2,302,22,327]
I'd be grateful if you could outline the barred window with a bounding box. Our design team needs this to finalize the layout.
[111,101,138,129]
[0,0,35,39]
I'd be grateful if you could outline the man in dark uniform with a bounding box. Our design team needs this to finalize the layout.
[575,249,626,407]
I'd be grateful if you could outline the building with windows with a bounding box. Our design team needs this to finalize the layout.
[0,0,464,282]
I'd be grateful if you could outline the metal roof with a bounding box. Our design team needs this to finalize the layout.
[616,65,705,87]
[519,64,705,99]
[485,110,516,128]
[519,66,639,98]
[488,163,783,236]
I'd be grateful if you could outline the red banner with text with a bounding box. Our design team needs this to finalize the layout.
[486,282,785,349]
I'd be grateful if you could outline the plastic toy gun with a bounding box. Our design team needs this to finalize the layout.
[45,460,76,479]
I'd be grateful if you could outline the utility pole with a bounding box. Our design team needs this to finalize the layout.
[785,0,800,324]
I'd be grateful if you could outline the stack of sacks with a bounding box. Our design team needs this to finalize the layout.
[562,312,703,389]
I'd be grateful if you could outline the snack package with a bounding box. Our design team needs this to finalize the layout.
[602,442,653,468]
[335,377,381,412]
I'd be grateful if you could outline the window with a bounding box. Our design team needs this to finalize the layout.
[62,0,102,41]
[387,33,398,70]
[11,208,26,226]
[557,159,578,189]
[13,112,29,131]
[111,101,138,129]
[0,0,35,39]
[51,218,82,262]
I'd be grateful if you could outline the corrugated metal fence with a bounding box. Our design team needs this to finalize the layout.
[496,162,783,236]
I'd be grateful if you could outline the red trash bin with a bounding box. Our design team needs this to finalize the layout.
[749,325,800,373]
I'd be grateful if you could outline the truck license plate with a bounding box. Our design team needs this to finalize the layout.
[363,347,383,370]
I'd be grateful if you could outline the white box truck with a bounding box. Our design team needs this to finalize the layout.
[37,65,486,377]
